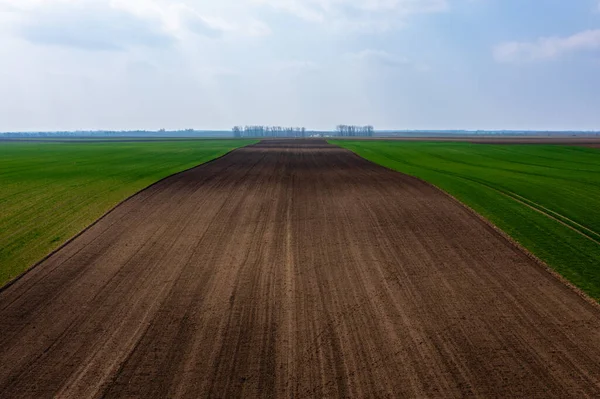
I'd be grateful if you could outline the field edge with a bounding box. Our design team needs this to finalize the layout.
[331,141,600,307]
[0,142,256,292]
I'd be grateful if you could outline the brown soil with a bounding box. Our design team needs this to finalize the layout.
[1,140,600,398]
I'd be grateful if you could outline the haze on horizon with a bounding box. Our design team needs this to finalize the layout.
[1,0,600,132]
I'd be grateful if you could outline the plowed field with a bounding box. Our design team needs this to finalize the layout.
[1,140,599,398]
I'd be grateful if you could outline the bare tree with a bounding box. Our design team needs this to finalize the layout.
[334,125,374,137]
[232,125,307,138]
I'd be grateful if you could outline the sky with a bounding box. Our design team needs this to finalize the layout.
[1,0,600,131]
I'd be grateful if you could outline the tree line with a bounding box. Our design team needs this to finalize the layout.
[335,125,374,137]
[231,125,375,137]
[233,126,307,138]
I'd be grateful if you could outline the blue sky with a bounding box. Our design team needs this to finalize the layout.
[0,0,599,131]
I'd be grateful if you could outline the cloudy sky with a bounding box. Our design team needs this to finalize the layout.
[1,0,600,131]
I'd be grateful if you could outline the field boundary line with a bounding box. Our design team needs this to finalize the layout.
[434,186,600,308]
[369,147,600,244]
[334,143,600,309]
[0,142,256,294]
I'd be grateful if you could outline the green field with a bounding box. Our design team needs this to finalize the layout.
[332,141,600,300]
[0,139,255,285]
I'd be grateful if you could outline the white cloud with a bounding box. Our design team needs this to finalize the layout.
[0,0,453,47]
[0,0,271,51]
[251,0,449,30]
[18,4,173,50]
[252,0,448,15]
[494,29,600,63]
[108,1,233,38]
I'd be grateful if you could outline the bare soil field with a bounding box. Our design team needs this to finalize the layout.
[1,140,600,398]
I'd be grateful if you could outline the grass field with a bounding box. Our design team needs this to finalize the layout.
[0,139,255,286]
[332,141,600,300]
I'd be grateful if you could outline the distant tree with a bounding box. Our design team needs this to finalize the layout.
[231,125,306,138]
[334,125,374,137]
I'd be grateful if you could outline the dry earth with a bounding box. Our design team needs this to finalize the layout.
[1,140,600,398]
